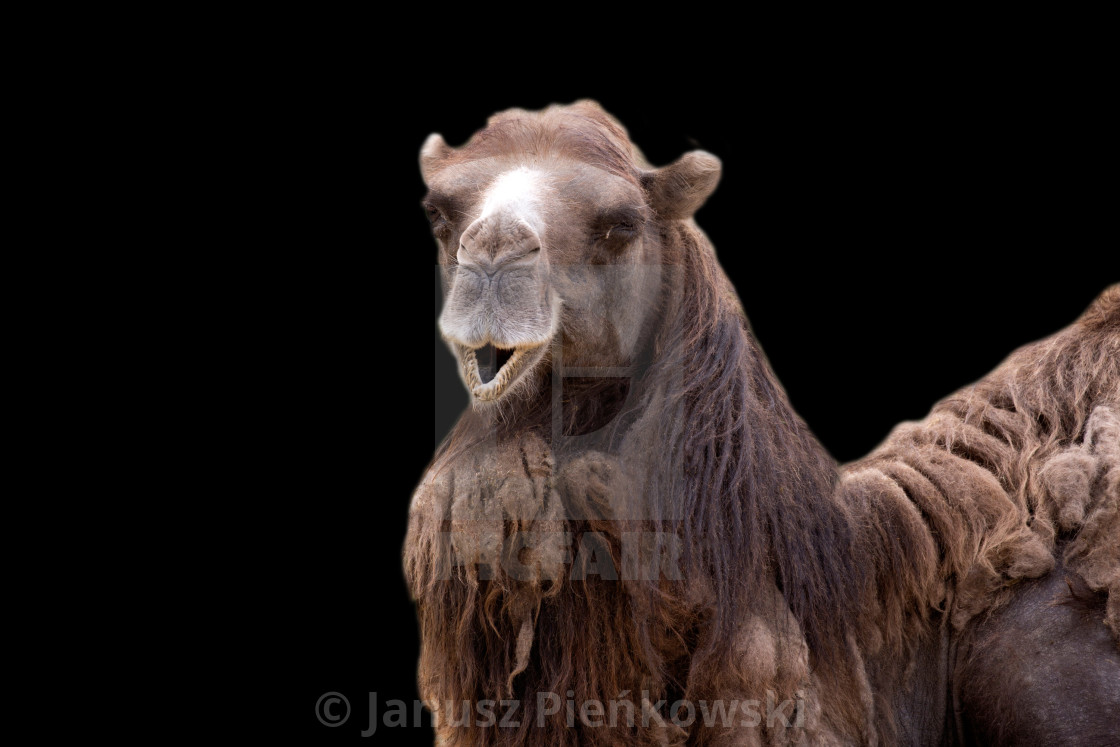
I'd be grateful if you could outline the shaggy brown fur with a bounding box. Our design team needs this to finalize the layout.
[406,101,1120,745]
[836,287,1120,743]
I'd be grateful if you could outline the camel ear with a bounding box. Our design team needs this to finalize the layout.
[420,133,453,185]
[642,150,721,220]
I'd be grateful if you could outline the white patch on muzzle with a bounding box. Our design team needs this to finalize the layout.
[479,166,546,227]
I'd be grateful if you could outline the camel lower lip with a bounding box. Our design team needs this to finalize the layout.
[459,343,540,400]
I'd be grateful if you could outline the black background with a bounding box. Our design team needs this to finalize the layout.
[260,58,1113,742]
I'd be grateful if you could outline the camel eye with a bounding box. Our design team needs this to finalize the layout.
[601,222,637,244]
[424,205,452,239]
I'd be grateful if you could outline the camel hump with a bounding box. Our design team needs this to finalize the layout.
[1079,284,1120,331]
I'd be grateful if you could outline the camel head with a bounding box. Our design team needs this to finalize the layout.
[419,100,720,409]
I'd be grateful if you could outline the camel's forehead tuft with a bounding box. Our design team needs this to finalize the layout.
[445,102,641,184]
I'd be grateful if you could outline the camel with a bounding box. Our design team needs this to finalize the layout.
[405,100,1120,745]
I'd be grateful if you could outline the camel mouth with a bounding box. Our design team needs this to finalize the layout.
[458,342,542,402]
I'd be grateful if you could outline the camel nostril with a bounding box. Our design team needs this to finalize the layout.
[502,247,541,269]
[457,244,541,279]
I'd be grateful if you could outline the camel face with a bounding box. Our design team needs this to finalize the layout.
[419,101,717,408]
